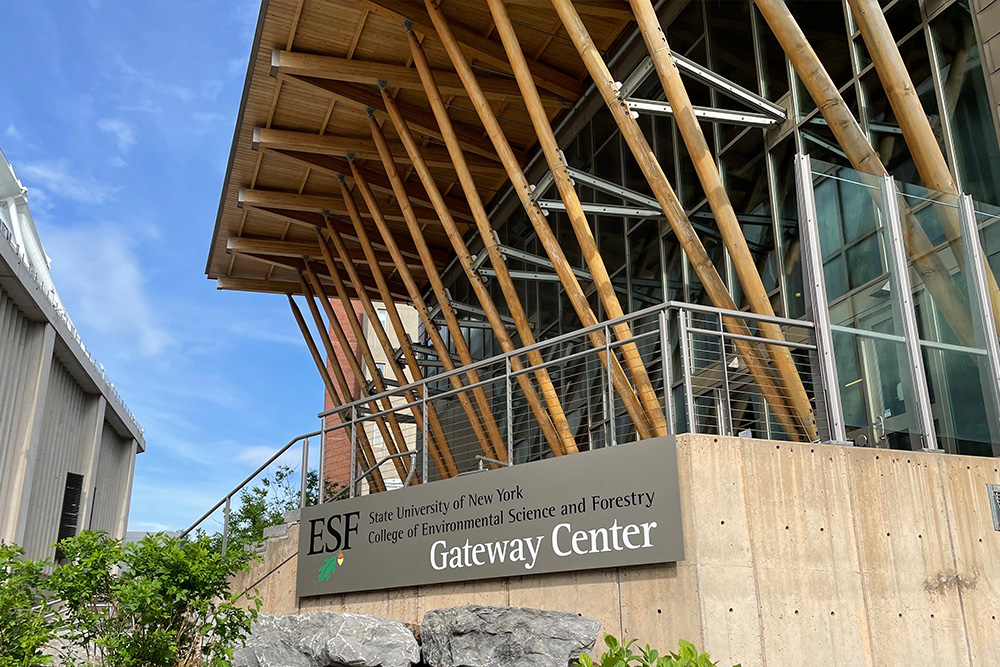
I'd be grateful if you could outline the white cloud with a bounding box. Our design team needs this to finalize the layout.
[115,54,195,103]
[5,124,23,141]
[43,221,173,356]
[19,160,119,204]
[97,118,136,153]
[108,156,128,168]
[119,98,160,114]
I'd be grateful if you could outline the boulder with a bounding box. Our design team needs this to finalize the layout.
[233,611,419,667]
[420,605,600,667]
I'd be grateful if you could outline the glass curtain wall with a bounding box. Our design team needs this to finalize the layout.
[418,0,1000,454]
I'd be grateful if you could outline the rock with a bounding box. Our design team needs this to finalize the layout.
[233,611,419,667]
[420,605,600,667]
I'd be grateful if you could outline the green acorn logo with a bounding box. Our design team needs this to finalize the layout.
[318,552,344,582]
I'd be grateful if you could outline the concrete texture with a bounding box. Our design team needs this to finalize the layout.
[231,434,1000,666]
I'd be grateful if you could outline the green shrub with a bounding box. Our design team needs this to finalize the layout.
[576,635,740,667]
[46,530,261,667]
[0,543,57,667]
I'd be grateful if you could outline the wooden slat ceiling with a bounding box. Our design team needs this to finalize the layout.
[207,0,633,301]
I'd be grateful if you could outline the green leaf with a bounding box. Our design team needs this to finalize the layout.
[318,556,338,582]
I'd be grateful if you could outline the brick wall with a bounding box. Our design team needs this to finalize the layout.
[321,299,364,497]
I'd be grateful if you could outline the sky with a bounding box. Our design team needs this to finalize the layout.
[1,0,327,532]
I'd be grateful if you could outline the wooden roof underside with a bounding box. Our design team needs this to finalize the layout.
[207,0,633,301]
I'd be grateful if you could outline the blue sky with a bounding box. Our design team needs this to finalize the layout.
[2,0,326,532]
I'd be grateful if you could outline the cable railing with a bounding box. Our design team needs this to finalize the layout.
[183,301,827,553]
[0,218,143,434]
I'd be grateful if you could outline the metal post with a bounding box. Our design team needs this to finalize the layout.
[350,406,357,498]
[505,356,514,461]
[718,312,733,436]
[300,437,309,508]
[221,495,231,556]
[660,307,674,431]
[317,419,325,503]
[605,325,616,446]
[957,194,1000,455]
[880,175,939,450]
[679,308,696,433]
[795,153,846,443]
[422,387,429,483]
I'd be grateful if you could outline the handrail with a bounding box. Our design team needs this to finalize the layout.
[319,300,814,419]
[330,450,418,500]
[178,429,321,538]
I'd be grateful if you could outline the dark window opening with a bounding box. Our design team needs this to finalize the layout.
[55,472,85,561]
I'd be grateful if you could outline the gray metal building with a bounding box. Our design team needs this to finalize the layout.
[0,147,144,561]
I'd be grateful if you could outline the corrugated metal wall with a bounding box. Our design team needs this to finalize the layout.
[89,422,131,537]
[974,0,1000,135]
[20,359,97,559]
[0,286,46,520]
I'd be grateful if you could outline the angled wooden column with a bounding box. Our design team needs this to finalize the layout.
[297,272,396,489]
[425,0,654,440]
[287,294,386,492]
[846,0,1000,332]
[403,26,577,455]
[302,260,415,483]
[485,0,668,437]
[378,68,574,456]
[575,0,816,439]
[344,163,506,466]
[318,222,456,479]
[754,0,977,348]
[363,118,509,463]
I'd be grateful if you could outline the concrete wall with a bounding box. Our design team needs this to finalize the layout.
[233,434,1000,666]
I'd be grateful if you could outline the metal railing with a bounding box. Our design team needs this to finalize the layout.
[0,218,143,434]
[182,300,828,552]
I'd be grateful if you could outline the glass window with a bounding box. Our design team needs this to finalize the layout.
[755,5,789,101]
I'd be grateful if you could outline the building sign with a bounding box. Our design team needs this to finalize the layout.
[297,436,684,597]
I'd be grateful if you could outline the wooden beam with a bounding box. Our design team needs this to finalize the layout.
[424,0,654,440]
[285,75,517,163]
[317,224,457,480]
[233,252,406,303]
[403,28,577,456]
[622,0,816,439]
[264,148,476,222]
[228,236,400,271]
[239,187,457,235]
[366,0,583,101]
[303,263,414,484]
[488,0,668,437]
[272,49,571,108]
[505,0,632,20]
[254,127,503,177]
[345,163,506,465]
[846,0,1000,333]
[288,280,386,492]
[288,293,386,492]
[753,0,978,348]
[218,276,304,295]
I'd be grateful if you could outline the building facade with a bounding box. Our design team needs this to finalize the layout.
[0,148,144,561]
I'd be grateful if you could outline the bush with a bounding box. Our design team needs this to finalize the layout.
[45,530,261,667]
[576,635,740,667]
[0,543,57,667]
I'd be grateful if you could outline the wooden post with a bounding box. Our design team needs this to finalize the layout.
[485,0,668,437]
[343,163,506,465]
[302,260,416,483]
[572,0,817,439]
[287,293,386,492]
[846,0,1000,332]
[363,115,511,463]
[425,0,658,440]
[379,47,576,456]
[317,221,456,479]
[754,0,978,348]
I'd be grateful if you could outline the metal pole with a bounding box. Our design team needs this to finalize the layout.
[718,312,733,436]
[317,419,325,503]
[300,437,309,508]
[221,495,231,556]
[881,175,939,450]
[422,387,429,482]
[957,194,1000,455]
[505,356,514,461]
[795,153,846,442]
[606,325,616,446]
[660,307,674,432]
[350,406,357,497]
[679,308,696,433]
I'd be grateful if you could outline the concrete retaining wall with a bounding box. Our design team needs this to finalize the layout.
[231,434,1000,666]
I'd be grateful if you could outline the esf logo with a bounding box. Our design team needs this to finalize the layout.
[307,512,361,556]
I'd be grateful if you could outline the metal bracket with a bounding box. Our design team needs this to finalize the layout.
[537,199,663,219]
[625,98,779,128]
